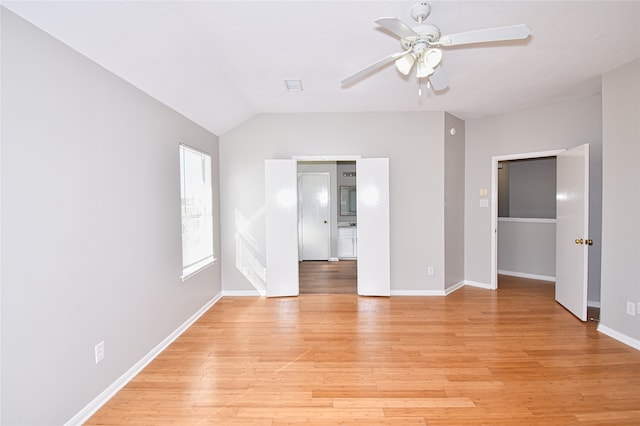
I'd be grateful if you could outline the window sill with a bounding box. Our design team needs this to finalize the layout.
[181,258,218,282]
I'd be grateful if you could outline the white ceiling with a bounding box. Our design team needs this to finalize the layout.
[3,1,640,135]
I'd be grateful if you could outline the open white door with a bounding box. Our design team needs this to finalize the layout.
[356,158,391,296]
[556,144,589,321]
[265,160,299,297]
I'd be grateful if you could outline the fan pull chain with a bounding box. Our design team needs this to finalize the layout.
[418,78,432,96]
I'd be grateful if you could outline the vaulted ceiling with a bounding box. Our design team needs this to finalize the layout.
[3,1,639,135]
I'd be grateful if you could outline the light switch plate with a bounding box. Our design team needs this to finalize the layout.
[626,302,636,316]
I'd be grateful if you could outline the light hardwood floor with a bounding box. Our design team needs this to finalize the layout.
[299,260,357,294]
[88,277,640,425]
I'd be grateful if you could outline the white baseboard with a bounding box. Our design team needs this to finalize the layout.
[498,270,555,282]
[391,289,447,296]
[597,324,640,351]
[65,292,223,426]
[389,281,463,296]
[328,257,340,262]
[445,281,465,295]
[463,280,494,290]
[222,290,263,297]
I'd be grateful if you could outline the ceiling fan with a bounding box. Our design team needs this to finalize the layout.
[341,2,531,92]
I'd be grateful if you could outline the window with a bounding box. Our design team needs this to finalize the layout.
[180,144,214,280]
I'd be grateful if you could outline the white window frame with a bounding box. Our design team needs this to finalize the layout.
[179,144,215,280]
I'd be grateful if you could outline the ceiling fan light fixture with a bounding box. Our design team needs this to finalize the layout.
[424,48,443,68]
[416,47,442,78]
[395,52,416,75]
[416,60,434,78]
[341,2,530,92]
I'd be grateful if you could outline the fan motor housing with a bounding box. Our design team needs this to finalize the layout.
[400,23,441,50]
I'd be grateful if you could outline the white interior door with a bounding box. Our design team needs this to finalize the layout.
[265,160,299,297]
[356,158,391,296]
[556,144,589,321]
[299,173,331,260]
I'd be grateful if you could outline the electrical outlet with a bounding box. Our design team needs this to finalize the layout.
[427,266,434,276]
[95,341,105,364]
[626,302,636,317]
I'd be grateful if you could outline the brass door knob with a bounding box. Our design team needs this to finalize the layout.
[575,239,584,245]
[586,239,593,246]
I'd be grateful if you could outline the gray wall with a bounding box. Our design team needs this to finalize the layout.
[444,113,465,291]
[600,58,640,342]
[1,10,221,425]
[508,157,557,219]
[220,112,448,294]
[465,95,602,303]
[498,219,556,279]
[498,158,556,218]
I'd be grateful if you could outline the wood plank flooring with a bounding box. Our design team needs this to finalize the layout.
[299,260,357,294]
[87,277,640,425]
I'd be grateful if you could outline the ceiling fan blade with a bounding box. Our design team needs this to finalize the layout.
[374,17,419,39]
[439,24,531,47]
[428,65,449,91]
[341,50,410,86]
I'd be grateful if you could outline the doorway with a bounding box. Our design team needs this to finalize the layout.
[264,156,390,297]
[491,146,592,321]
[495,156,559,315]
[496,157,557,283]
[298,161,358,294]
[490,149,563,290]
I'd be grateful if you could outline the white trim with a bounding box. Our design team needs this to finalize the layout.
[445,281,465,295]
[356,158,391,296]
[181,258,217,281]
[491,149,565,290]
[65,292,223,426]
[391,289,447,296]
[328,257,340,262]
[463,280,494,290]
[597,324,640,351]
[222,290,263,297]
[498,217,556,224]
[293,155,361,161]
[498,270,556,282]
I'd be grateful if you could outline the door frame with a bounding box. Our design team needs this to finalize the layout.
[276,155,390,296]
[490,149,564,290]
[295,156,361,264]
